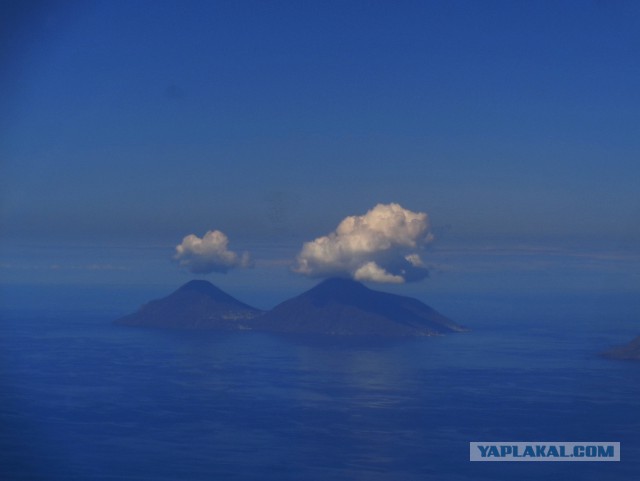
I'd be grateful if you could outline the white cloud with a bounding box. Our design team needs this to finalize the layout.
[405,253,425,267]
[354,261,404,283]
[174,230,252,274]
[293,203,433,283]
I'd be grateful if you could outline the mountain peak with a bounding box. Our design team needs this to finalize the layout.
[177,279,227,296]
[314,277,366,288]
[310,276,368,293]
[180,279,215,290]
[256,278,466,337]
[115,280,262,329]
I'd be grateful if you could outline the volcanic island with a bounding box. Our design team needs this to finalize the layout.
[116,278,466,337]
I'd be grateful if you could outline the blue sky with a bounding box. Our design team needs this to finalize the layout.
[1,1,639,300]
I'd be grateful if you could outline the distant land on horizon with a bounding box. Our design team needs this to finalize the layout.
[601,336,640,361]
[255,277,466,337]
[115,278,466,337]
[114,279,262,330]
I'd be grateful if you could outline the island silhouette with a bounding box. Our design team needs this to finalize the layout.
[601,335,640,361]
[115,280,262,330]
[115,278,466,337]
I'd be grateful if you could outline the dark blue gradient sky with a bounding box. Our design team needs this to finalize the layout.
[1,1,639,294]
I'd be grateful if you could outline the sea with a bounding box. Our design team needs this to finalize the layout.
[1,285,639,481]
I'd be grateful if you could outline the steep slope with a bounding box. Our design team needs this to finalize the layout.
[115,280,262,329]
[254,277,465,337]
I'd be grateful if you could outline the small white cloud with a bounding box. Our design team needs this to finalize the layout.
[354,261,405,284]
[405,253,425,267]
[293,203,433,283]
[174,230,252,274]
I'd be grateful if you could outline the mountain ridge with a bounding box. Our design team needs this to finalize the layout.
[115,277,466,337]
[253,277,466,337]
[114,279,262,329]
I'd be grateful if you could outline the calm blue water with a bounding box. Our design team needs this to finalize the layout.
[1,288,639,480]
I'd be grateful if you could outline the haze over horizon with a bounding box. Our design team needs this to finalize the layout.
[1,1,639,298]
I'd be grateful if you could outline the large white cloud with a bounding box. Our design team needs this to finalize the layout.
[293,203,433,283]
[174,230,252,274]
